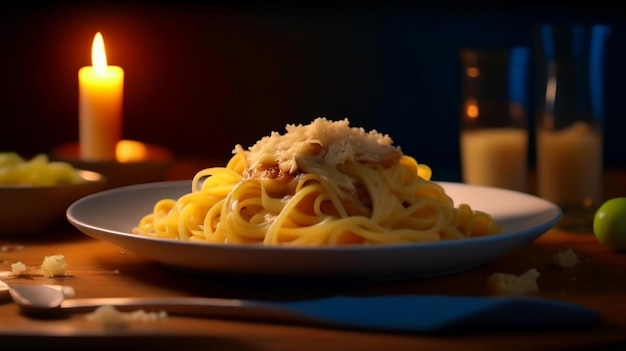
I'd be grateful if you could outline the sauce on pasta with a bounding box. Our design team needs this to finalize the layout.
[133,118,502,246]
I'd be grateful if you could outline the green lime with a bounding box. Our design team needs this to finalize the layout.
[593,197,626,250]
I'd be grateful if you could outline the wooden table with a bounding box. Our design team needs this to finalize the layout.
[1,163,625,350]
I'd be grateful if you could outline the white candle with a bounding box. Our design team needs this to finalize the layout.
[79,32,124,161]
[461,128,528,192]
[537,121,602,208]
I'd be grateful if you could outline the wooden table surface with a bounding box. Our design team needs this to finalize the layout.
[1,162,625,350]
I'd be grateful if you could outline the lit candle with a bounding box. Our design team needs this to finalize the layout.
[78,32,124,161]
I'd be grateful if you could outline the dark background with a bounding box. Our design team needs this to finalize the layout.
[1,2,625,181]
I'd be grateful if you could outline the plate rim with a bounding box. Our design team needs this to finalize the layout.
[66,180,562,280]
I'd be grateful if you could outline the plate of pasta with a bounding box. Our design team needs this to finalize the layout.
[67,179,560,281]
[67,118,561,281]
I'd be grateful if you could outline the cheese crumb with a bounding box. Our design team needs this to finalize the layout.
[86,305,168,329]
[552,248,579,268]
[41,254,67,278]
[11,261,27,276]
[486,268,540,296]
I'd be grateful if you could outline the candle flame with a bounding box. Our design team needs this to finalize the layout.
[91,32,108,75]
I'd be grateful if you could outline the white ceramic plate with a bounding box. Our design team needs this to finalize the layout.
[67,181,561,282]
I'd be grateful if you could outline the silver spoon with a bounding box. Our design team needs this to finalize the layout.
[4,282,602,333]
[0,279,9,301]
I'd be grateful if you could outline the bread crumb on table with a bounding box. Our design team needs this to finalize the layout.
[86,305,168,329]
[552,248,579,268]
[486,268,540,296]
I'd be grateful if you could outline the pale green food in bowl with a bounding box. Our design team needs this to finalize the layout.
[1,152,86,186]
[0,153,106,236]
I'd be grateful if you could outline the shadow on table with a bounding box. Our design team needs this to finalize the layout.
[3,335,254,351]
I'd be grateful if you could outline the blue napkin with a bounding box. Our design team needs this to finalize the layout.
[271,295,601,333]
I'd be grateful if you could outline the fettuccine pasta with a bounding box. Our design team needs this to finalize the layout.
[133,118,502,246]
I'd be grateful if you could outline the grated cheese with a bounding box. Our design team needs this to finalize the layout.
[234,117,403,197]
[41,254,67,278]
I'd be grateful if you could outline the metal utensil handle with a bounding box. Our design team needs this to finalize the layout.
[59,297,313,324]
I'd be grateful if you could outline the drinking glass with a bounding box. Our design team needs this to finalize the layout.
[458,47,530,192]
[534,24,611,231]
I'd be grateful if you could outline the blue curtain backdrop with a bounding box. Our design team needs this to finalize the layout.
[1,3,624,181]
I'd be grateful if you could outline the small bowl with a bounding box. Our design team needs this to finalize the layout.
[0,170,106,236]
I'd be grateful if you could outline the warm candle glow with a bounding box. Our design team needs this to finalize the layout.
[466,67,479,78]
[465,99,479,119]
[116,140,148,163]
[79,32,124,161]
